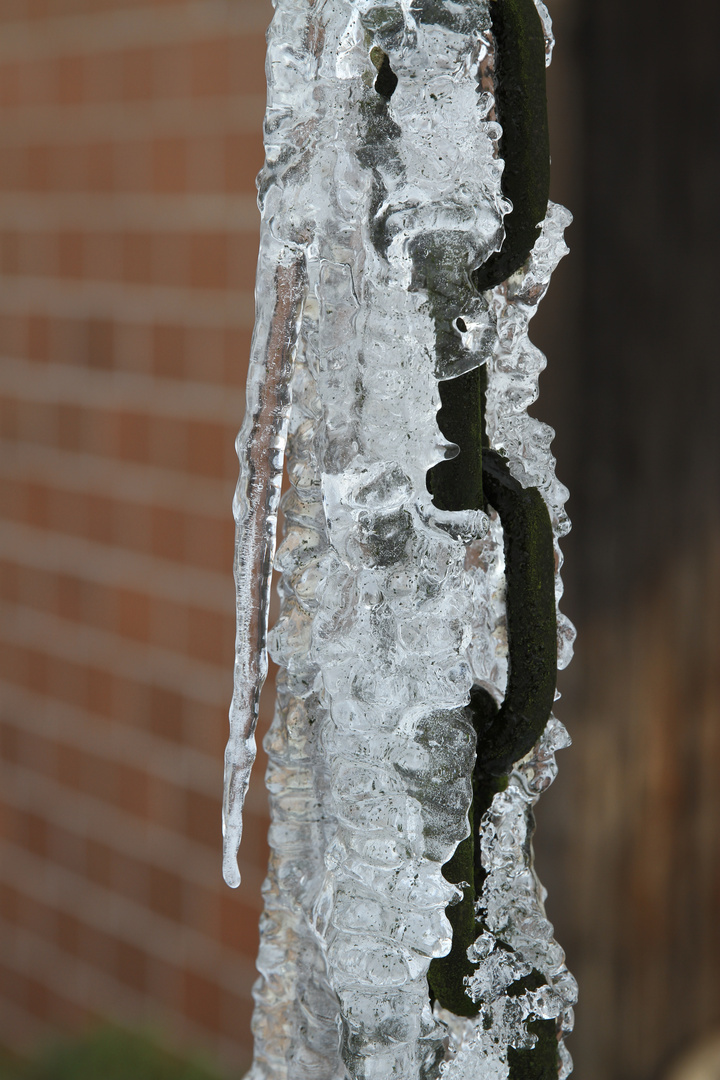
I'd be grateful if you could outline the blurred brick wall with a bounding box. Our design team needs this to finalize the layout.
[0,0,274,1071]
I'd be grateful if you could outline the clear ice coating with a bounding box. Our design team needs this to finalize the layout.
[223,0,576,1076]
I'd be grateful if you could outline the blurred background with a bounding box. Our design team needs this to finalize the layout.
[0,0,718,1078]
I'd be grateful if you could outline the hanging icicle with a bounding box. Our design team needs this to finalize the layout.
[223,0,577,1076]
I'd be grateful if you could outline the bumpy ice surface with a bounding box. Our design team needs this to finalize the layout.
[223,1,576,1076]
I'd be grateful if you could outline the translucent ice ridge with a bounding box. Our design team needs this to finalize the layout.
[224,0,575,1077]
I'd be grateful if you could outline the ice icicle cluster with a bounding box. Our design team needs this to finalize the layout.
[436,716,577,1080]
[224,0,576,1076]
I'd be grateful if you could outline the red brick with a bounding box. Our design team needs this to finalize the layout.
[228,232,258,292]
[57,231,84,278]
[25,647,49,698]
[113,500,151,555]
[188,233,227,290]
[84,232,121,283]
[0,314,26,357]
[55,742,84,791]
[85,666,114,719]
[0,798,18,845]
[185,513,232,572]
[113,762,150,818]
[147,685,184,743]
[0,559,18,605]
[180,699,226,759]
[51,652,87,713]
[85,407,121,460]
[116,588,151,643]
[115,940,147,993]
[84,48,123,105]
[150,597,188,654]
[186,419,228,479]
[56,404,86,452]
[50,488,86,536]
[149,414,187,471]
[22,810,49,859]
[0,642,25,692]
[23,974,52,1022]
[0,61,20,107]
[186,607,228,665]
[56,55,85,106]
[117,411,150,462]
[17,400,54,446]
[20,59,51,108]
[86,142,115,191]
[50,315,85,367]
[186,134,223,194]
[76,922,113,976]
[27,481,51,529]
[183,789,218,849]
[84,838,114,890]
[153,232,187,288]
[84,492,116,545]
[25,145,51,191]
[150,505,185,562]
[152,137,186,194]
[152,323,186,379]
[123,231,153,283]
[0,147,21,191]
[27,314,50,361]
[11,562,47,611]
[223,327,252,385]
[56,574,84,622]
[113,321,153,375]
[0,478,19,523]
[183,971,222,1033]
[0,720,20,764]
[122,47,155,102]
[147,865,183,921]
[229,35,268,96]
[0,881,19,924]
[218,891,260,955]
[190,40,230,98]
[224,133,264,194]
[57,144,88,193]
[183,324,221,382]
[54,910,82,956]
[0,4,276,1058]
[19,230,52,276]
[115,138,151,193]
[0,230,19,274]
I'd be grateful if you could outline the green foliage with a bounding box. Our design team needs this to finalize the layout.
[0,1027,225,1080]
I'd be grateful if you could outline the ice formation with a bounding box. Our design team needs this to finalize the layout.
[223,0,576,1076]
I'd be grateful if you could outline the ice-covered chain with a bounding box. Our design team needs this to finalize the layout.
[224,1,577,1076]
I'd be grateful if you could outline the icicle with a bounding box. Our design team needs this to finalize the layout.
[222,251,306,888]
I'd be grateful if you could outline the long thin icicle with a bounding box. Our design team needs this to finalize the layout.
[223,252,305,888]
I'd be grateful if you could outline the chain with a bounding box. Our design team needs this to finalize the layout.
[425,3,561,1076]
